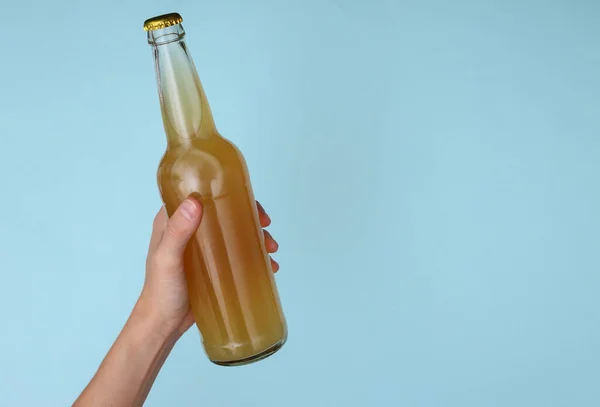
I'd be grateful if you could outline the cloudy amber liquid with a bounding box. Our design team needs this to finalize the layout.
[151,29,286,365]
[158,135,287,365]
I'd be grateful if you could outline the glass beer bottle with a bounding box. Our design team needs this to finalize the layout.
[143,13,287,366]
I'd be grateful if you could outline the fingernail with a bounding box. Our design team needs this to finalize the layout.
[180,199,197,221]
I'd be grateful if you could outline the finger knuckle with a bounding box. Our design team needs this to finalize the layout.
[164,223,182,241]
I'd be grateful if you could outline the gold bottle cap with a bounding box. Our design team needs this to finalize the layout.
[143,12,183,31]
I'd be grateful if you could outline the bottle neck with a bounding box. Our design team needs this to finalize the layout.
[149,24,216,146]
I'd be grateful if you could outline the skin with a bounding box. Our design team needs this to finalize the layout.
[73,197,279,407]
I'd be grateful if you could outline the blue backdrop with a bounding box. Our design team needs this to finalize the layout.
[1,1,599,406]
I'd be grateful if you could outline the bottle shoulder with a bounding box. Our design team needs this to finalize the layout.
[157,136,249,201]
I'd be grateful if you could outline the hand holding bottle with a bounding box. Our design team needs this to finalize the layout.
[74,198,280,407]
[138,197,280,340]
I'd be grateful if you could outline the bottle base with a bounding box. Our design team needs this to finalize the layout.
[210,337,286,367]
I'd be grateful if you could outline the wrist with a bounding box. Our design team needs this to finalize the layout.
[131,296,182,343]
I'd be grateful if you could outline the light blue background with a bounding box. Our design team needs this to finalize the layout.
[1,0,599,406]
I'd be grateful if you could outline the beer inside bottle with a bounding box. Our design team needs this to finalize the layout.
[144,13,287,366]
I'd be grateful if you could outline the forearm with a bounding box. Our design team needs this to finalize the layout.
[74,300,178,407]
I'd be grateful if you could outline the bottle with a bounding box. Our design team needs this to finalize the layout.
[143,12,287,366]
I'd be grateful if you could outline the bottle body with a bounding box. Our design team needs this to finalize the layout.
[158,135,287,365]
[145,13,287,365]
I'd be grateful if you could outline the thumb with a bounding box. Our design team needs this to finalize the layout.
[158,197,203,261]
